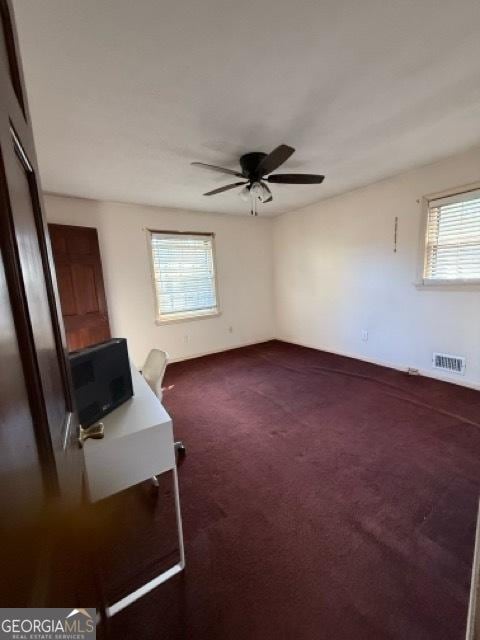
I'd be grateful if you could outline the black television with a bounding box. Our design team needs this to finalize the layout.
[69,338,133,427]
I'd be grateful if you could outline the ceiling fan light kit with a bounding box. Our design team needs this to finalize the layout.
[239,184,251,201]
[192,144,325,215]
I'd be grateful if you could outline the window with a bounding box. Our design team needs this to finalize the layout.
[423,187,480,284]
[149,231,218,322]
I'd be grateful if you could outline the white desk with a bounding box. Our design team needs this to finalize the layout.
[83,364,185,617]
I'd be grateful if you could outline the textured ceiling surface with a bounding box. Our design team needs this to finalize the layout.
[12,0,480,215]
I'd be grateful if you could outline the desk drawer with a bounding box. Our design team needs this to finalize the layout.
[84,421,175,502]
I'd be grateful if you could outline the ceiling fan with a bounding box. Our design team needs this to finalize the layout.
[191,144,325,215]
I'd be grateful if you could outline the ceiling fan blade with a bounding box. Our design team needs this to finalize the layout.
[267,173,325,184]
[203,181,247,196]
[257,144,295,176]
[191,162,244,178]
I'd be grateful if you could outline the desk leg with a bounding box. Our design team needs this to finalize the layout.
[173,466,186,569]
[105,467,186,618]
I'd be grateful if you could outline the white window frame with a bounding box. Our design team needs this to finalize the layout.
[417,181,480,289]
[148,229,220,324]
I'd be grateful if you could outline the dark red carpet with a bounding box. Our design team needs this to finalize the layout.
[104,340,480,640]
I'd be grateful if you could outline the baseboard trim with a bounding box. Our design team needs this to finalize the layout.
[168,338,276,364]
[276,336,480,391]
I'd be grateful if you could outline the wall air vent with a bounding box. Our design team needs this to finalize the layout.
[432,352,466,375]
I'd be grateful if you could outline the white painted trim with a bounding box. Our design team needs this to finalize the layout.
[414,281,480,291]
[466,500,480,640]
[167,338,276,364]
[416,195,429,285]
[155,309,221,325]
[423,179,480,204]
[146,229,221,324]
[61,411,74,451]
[417,180,480,287]
[276,337,480,391]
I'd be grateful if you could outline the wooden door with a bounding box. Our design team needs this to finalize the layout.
[0,0,87,606]
[49,223,111,351]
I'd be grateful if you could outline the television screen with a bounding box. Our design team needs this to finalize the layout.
[69,338,133,426]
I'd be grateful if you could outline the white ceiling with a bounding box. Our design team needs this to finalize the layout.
[12,0,480,216]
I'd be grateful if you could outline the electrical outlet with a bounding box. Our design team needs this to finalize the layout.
[361,330,368,342]
[228,326,233,334]
[184,335,189,344]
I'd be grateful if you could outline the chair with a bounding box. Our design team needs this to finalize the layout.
[142,349,186,467]
[142,348,168,402]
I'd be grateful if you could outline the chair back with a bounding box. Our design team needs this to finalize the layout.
[142,349,169,400]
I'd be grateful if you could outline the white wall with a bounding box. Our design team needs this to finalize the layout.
[45,145,480,388]
[273,145,480,388]
[45,195,274,366]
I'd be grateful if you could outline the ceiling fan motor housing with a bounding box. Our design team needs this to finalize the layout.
[240,152,267,180]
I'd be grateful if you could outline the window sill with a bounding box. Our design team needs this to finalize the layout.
[155,310,221,325]
[414,280,480,291]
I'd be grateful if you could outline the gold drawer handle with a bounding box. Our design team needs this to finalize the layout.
[79,422,105,447]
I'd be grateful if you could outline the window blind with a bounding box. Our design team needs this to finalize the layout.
[424,188,480,282]
[150,232,218,319]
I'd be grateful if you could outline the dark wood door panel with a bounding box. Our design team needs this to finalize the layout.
[49,224,111,351]
[72,262,100,314]
[0,0,26,116]
[0,249,44,518]
[8,142,68,451]
[56,263,76,315]
[50,228,68,255]
[65,226,94,255]
[65,316,111,351]
[0,252,48,606]
[0,0,90,608]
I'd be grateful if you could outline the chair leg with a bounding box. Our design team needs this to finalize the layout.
[152,443,185,486]
[174,441,186,457]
